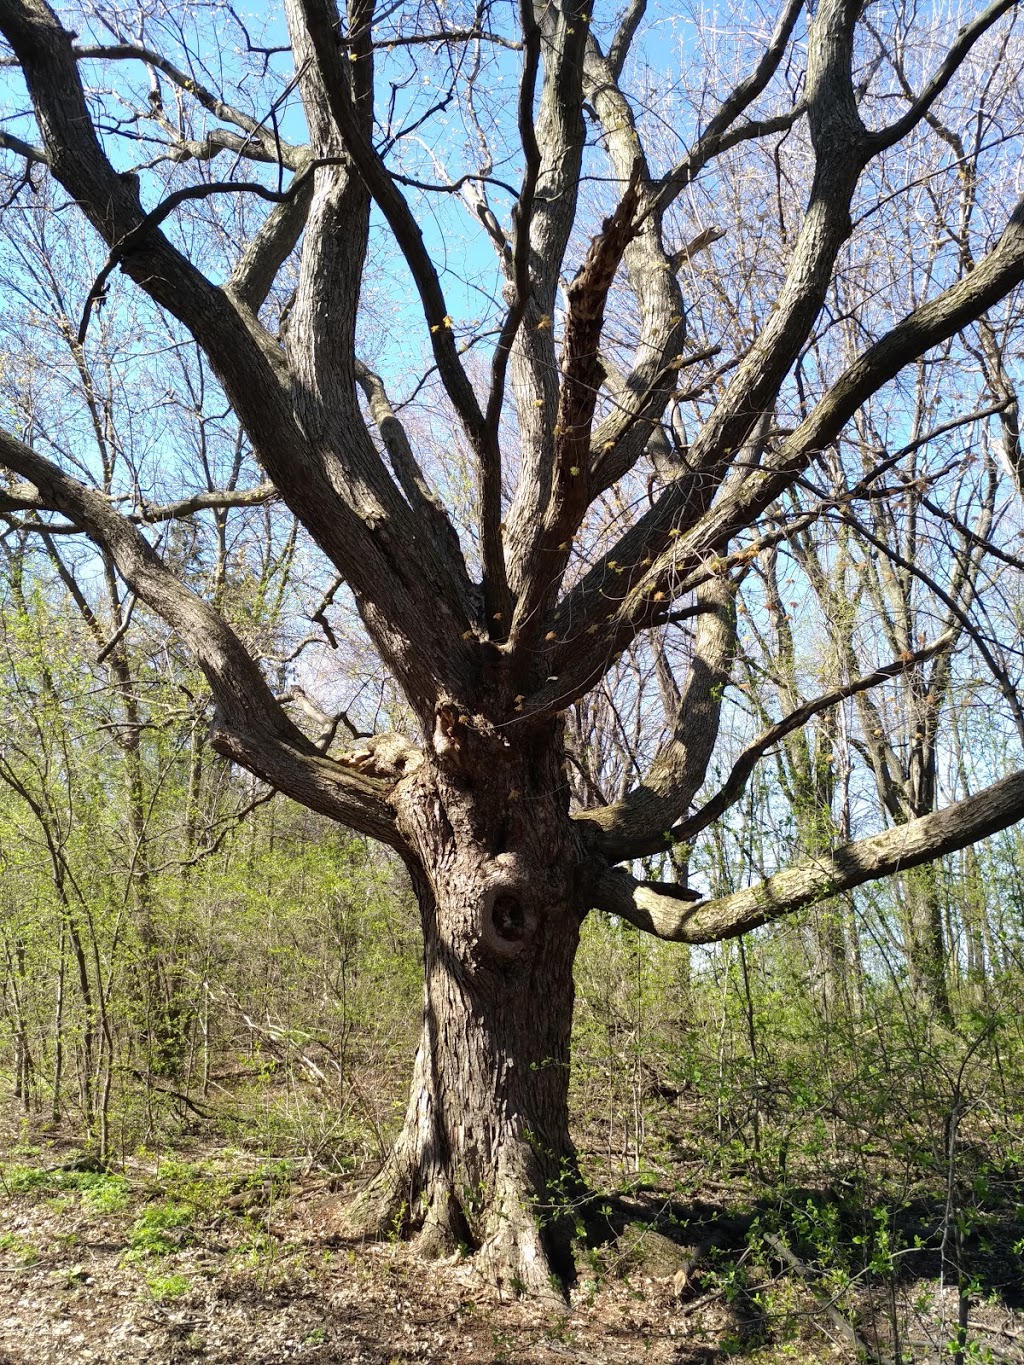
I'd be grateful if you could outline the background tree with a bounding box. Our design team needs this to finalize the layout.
[2,0,1024,1296]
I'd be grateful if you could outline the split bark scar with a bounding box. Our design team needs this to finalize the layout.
[336,733,424,781]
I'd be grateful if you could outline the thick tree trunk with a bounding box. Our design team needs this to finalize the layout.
[347,722,589,1296]
[353,875,582,1293]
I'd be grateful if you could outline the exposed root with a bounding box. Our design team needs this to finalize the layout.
[338,1159,411,1241]
[412,1187,470,1261]
[338,1153,576,1301]
[476,1208,566,1302]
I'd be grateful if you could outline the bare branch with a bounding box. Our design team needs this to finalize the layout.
[71,41,305,166]
[0,425,405,848]
[0,127,47,163]
[78,172,315,344]
[835,507,1024,744]
[133,484,279,522]
[354,360,470,573]
[341,25,522,50]
[227,172,315,312]
[673,630,956,849]
[581,577,736,859]
[593,768,1024,942]
[484,0,541,437]
[869,0,1018,155]
[577,33,687,500]
[652,0,805,215]
[607,0,646,80]
[539,189,1024,713]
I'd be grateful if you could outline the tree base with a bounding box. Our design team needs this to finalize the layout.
[340,1151,582,1300]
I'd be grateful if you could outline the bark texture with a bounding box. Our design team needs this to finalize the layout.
[347,722,588,1295]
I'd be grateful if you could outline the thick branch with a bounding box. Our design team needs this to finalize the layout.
[478,0,543,626]
[0,427,404,849]
[227,172,315,312]
[510,166,643,657]
[354,360,470,576]
[593,768,1024,942]
[292,0,511,634]
[607,0,646,80]
[293,0,489,446]
[485,2,541,433]
[0,127,46,163]
[582,578,736,859]
[501,0,593,605]
[580,34,687,501]
[530,0,867,700]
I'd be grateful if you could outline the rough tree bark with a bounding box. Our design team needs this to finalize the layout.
[2,0,1024,1294]
[346,725,588,1296]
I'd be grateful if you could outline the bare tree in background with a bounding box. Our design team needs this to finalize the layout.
[2,0,1024,1293]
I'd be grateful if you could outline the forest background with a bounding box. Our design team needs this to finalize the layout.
[0,0,1023,1359]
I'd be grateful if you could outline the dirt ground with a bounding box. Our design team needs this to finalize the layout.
[1,1132,1021,1364]
[0,1184,842,1365]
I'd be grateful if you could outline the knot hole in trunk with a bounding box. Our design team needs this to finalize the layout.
[479,874,538,959]
[492,893,524,941]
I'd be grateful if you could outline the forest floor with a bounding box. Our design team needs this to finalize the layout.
[1,1116,1022,1365]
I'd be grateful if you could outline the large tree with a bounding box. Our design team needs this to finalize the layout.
[2,0,1024,1294]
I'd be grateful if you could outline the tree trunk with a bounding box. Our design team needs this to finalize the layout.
[901,864,952,1025]
[802,903,848,1015]
[347,724,588,1296]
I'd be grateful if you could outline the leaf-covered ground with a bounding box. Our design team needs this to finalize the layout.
[0,1178,839,1365]
[2,1126,1021,1365]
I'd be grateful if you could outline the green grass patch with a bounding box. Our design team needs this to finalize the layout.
[144,1271,191,1301]
[0,1163,130,1214]
[0,1232,38,1265]
[126,1202,194,1259]
[149,1153,295,1217]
